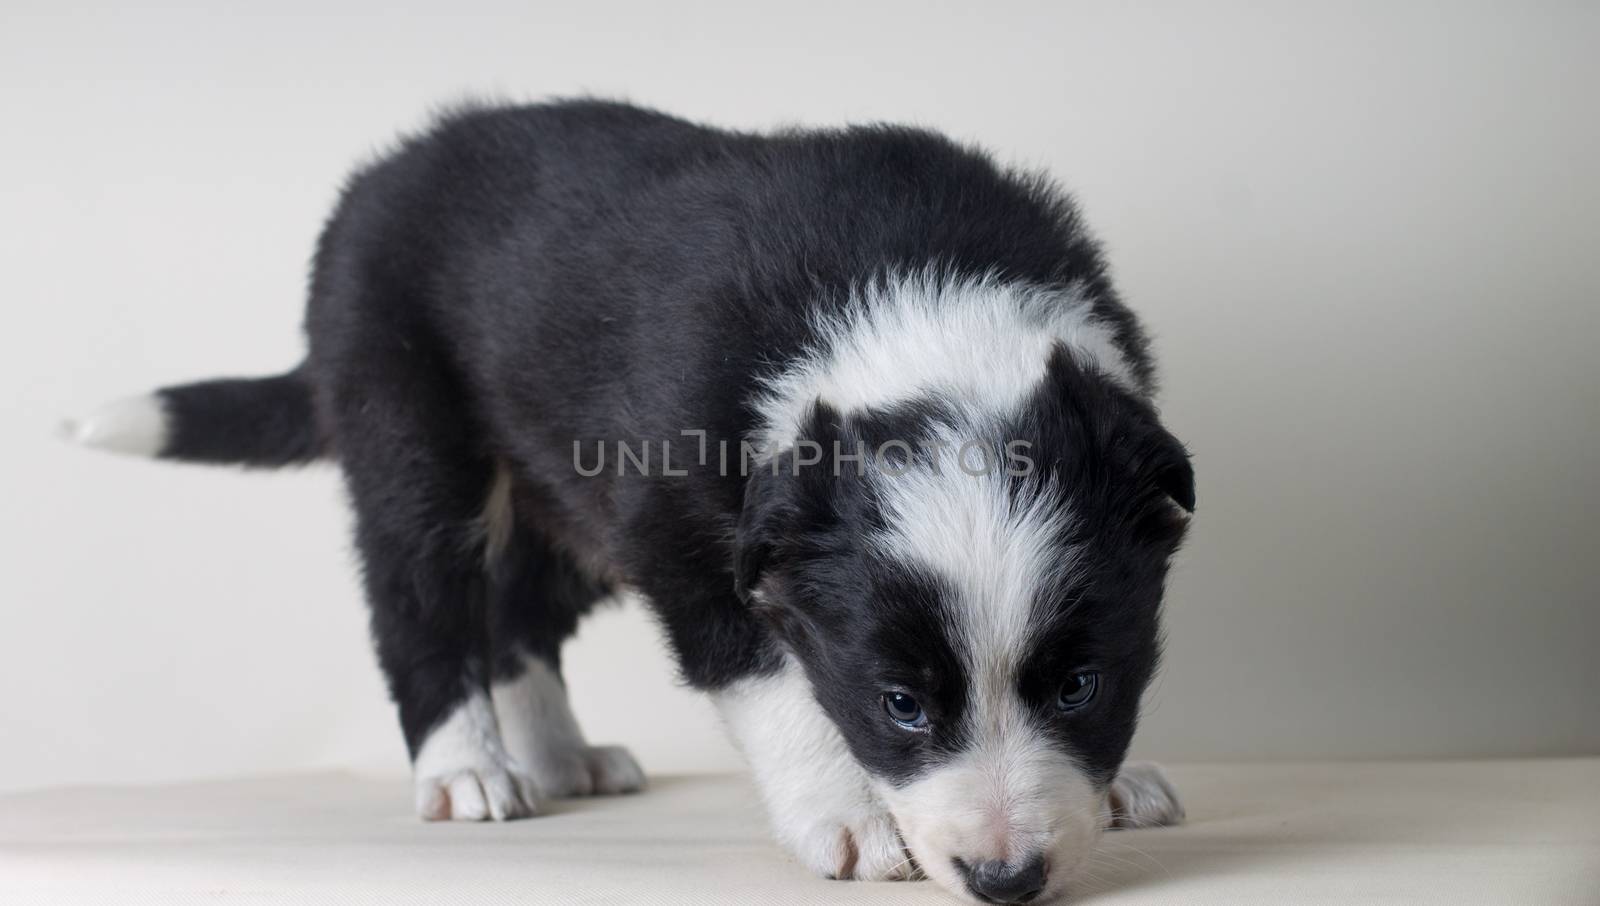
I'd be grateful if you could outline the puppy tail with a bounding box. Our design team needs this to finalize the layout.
[60,365,325,467]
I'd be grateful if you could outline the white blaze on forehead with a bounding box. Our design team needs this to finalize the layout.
[752,270,1137,453]
[872,449,1078,685]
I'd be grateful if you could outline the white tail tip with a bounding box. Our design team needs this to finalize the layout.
[59,394,170,457]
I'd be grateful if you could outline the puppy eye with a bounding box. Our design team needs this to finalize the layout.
[882,692,928,729]
[1056,672,1099,711]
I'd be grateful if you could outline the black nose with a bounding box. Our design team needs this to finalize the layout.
[956,854,1048,904]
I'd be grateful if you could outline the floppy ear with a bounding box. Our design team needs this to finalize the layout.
[1041,342,1193,516]
[732,401,853,602]
[1151,431,1195,514]
[1130,423,1195,545]
[733,454,792,602]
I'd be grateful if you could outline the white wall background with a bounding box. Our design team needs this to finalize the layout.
[2,1,1596,794]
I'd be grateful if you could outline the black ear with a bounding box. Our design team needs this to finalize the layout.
[1154,438,1196,514]
[733,455,792,602]
[1132,425,1194,544]
[1120,428,1196,550]
[732,401,853,601]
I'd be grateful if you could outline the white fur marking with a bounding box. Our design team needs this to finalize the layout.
[491,654,644,797]
[480,461,515,566]
[411,690,540,821]
[870,431,1099,900]
[752,271,1137,452]
[1106,762,1185,829]
[879,714,1103,900]
[59,394,169,457]
[714,659,913,880]
[873,429,1078,688]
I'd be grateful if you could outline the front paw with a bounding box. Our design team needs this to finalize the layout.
[414,764,542,822]
[1106,761,1185,829]
[780,810,916,881]
[527,743,647,798]
[714,661,915,881]
[411,692,544,821]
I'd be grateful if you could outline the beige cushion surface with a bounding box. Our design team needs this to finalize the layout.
[1,760,1596,905]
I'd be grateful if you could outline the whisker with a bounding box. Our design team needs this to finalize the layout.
[1086,848,1145,871]
[1098,838,1169,876]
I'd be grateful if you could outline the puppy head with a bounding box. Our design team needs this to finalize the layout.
[735,356,1192,903]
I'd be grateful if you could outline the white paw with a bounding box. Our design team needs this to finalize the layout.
[715,660,916,882]
[491,655,647,799]
[412,692,544,822]
[1106,761,1184,829]
[526,744,647,798]
[415,765,542,822]
[784,810,916,881]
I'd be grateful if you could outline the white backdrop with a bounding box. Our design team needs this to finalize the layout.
[2,1,1596,794]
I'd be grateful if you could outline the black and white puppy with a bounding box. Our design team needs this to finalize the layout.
[67,100,1193,905]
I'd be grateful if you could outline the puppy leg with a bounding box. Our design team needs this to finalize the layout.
[715,658,914,881]
[484,480,643,798]
[1105,761,1185,829]
[492,653,646,797]
[328,362,538,821]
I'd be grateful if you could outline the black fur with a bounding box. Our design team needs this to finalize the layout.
[157,369,322,466]
[142,99,1190,783]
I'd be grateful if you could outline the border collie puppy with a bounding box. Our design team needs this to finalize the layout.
[67,100,1193,904]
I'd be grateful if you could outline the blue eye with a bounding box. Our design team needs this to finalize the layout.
[882,692,927,729]
[1057,672,1099,711]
